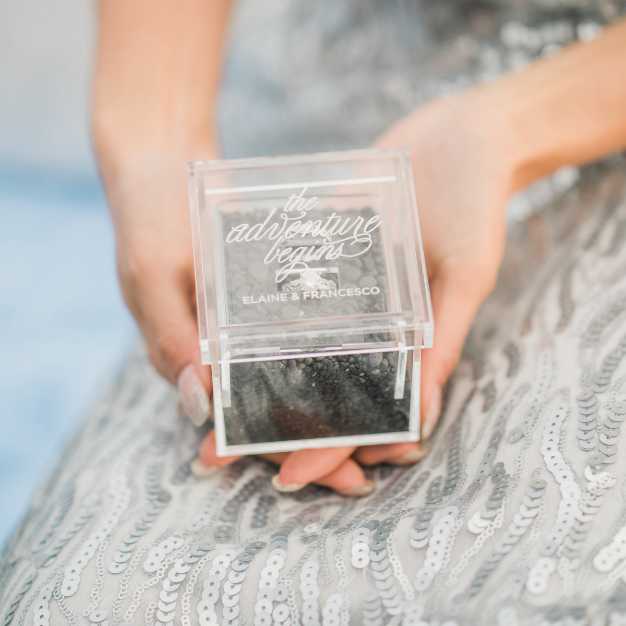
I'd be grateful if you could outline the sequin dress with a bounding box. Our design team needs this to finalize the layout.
[2,2,626,625]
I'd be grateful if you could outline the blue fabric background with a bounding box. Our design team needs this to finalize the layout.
[0,171,133,542]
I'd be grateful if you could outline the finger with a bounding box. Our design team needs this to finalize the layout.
[138,264,207,382]
[275,447,355,489]
[195,441,373,497]
[178,363,212,427]
[421,264,494,439]
[273,454,373,496]
[129,261,212,425]
[196,430,240,470]
[313,458,374,496]
[197,434,291,469]
[354,441,429,466]
[260,452,369,495]
[193,435,290,478]
[262,451,373,496]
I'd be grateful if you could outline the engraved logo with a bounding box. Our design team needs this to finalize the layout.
[224,187,382,284]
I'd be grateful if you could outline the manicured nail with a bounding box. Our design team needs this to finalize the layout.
[272,474,305,493]
[422,385,442,440]
[190,458,215,477]
[177,365,211,427]
[390,445,429,465]
[338,480,376,497]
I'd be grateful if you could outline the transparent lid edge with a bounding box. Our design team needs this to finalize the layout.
[187,147,408,174]
[400,151,435,332]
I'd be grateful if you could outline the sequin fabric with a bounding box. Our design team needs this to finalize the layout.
[3,1,626,624]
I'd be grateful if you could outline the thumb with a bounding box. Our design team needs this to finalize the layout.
[132,264,212,426]
[421,263,494,439]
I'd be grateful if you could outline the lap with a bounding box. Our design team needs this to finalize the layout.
[3,166,626,625]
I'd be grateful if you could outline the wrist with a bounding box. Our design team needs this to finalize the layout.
[453,85,529,195]
[93,111,217,180]
[92,112,218,227]
[478,77,563,193]
[476,22,626,193]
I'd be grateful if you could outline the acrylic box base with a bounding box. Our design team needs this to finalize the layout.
[212,353,421,457]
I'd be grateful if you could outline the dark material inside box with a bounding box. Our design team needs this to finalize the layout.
[224,352,412,446]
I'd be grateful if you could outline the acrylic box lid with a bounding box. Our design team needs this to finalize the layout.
[188,149,433,367]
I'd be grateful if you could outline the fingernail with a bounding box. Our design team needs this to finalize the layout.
[422,385,442,440]
[390,445,429,465]
[272,474,305,493]
[191,458,215,477]
[177,364,211,427]
[338,480,376,497]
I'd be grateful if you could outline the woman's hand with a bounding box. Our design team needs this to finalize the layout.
[357,18,626,465]
[94,126,379,496]
[352,90,514,465]
[92,0,234,421]
[94,124,217,404]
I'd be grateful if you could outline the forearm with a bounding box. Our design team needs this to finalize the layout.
[480,19,626,191]
[92,0,233,167]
